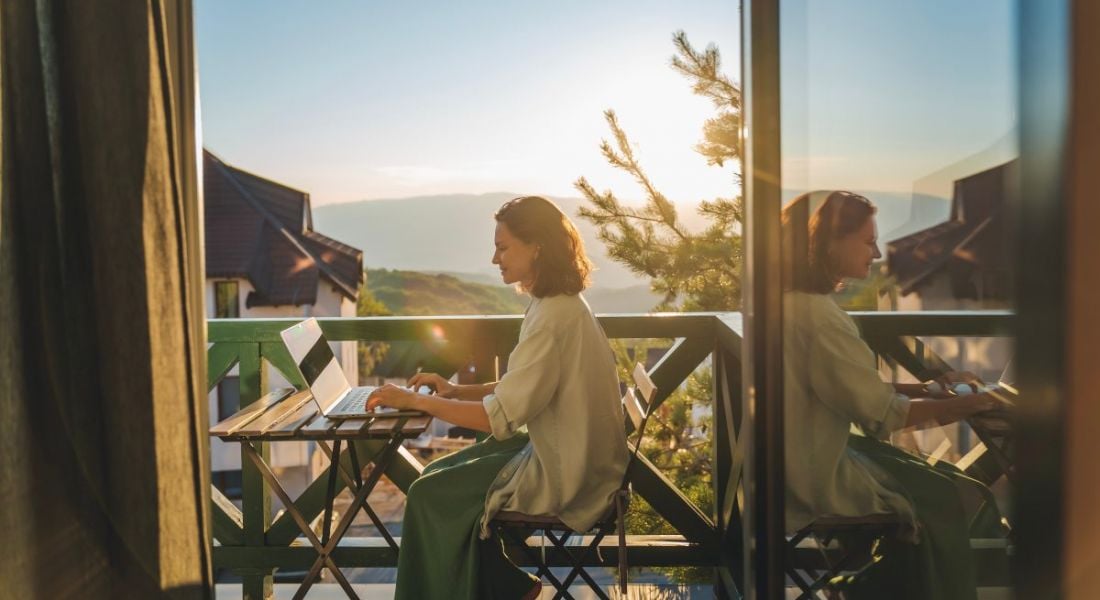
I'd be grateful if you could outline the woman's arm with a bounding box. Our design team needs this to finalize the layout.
[904,392,997,428]
[453,382,498,402]
[411,394,492,432]
[367,384,492,432]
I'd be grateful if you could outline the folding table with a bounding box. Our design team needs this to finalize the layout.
[211,388,432,599]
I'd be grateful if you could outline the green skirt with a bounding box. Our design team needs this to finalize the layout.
[839,435,1007,600]
[394,433,539,600]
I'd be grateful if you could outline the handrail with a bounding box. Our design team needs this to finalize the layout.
[207,312,724,342]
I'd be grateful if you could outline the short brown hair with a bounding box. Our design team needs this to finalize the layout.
[781,190,876,294]
[495,196,593,298]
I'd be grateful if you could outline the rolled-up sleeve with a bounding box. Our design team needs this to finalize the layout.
[482,325,560,440]
[809,315,911,439]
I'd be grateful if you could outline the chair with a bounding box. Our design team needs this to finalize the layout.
[784,514,906,599]
[492,363,657,600]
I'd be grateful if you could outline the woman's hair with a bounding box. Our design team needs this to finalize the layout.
[781,190,876,294]
[495,196,593,297]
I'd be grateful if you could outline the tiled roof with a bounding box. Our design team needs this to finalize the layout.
[204,150,362,307]
[887,160,1015,299]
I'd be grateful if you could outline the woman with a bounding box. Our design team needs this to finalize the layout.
[367,196,629,600]
[781,190,1006,600]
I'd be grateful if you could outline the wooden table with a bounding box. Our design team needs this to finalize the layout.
[210,387,432,600]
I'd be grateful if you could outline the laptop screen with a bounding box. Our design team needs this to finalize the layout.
[280,318,350,412]
[299,336,336,387]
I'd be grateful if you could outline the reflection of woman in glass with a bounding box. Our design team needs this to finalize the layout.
[781,191,1005,600]
[368,196,629,600]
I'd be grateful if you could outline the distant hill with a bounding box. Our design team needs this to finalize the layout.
[365,267,664,316]
[365,268,527,315]
[362,269,662,379]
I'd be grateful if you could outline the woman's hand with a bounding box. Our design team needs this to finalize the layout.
[407,372,458,398]
[366,384,418,411]
[904,391,1000,428]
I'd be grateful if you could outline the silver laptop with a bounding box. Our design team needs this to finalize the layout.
[280,318,422,419]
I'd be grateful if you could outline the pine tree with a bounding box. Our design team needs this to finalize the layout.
[581,31,742,582]
[575,31,743,311]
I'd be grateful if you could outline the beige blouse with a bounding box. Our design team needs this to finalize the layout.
[783,292,917,533]
[478,293,629,539]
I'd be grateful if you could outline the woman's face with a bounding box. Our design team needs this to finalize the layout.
[829,216,881,280]
[492,222,538,287]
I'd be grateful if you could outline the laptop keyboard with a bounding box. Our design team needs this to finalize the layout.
[335,387,372,414]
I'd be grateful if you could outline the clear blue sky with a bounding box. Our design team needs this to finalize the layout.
[780,0,1018,201]
[196,0,741,206]
[196,0,1017,209]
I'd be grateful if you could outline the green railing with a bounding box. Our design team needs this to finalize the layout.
[206,311,1013,598]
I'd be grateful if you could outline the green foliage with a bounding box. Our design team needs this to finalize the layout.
[668,30,742,169]
[575,31,743,311]
[356,283,391,381]
[365,268,527,316]
[585,30,740,583]
[834,263,895,311]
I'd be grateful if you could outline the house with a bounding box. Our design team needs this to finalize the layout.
[203,150,363,495]
[887,160,1017,310]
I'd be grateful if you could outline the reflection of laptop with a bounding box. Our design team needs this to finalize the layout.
[280,318,422,419]
[987,357,1019,406]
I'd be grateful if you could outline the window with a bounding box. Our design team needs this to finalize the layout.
[214,281,239,318]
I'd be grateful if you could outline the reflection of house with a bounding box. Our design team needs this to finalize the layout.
[203,150,363,496]
[887,160,1017,309]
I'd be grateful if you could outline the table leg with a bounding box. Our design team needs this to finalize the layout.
[241,443,359,600]
[325,441,402,555]
[298,437,404,593]
[348,442,364,487]
[322,439,343,546]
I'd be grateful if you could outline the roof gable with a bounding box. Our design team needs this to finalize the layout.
[887,160,1016,298]
[203,150,363,306]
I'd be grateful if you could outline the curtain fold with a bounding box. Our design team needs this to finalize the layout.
[0,1,210,597]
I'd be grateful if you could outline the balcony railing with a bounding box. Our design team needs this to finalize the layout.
[206,311,1013,597]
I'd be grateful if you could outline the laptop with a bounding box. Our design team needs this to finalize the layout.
[986,357,1018,406]
[280,318,424,419]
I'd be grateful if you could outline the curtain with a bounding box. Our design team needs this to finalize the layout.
[0,0,210,597]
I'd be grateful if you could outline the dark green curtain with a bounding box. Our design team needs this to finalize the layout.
[0,1,211,597]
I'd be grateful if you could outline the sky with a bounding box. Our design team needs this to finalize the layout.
[196,0,1017,209]
[779,0,1018,201]
[196,0,741,206]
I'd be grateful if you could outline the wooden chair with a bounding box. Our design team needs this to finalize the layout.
[492,363,657,600]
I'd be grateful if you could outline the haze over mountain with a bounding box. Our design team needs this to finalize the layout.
[314,192,668,291]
